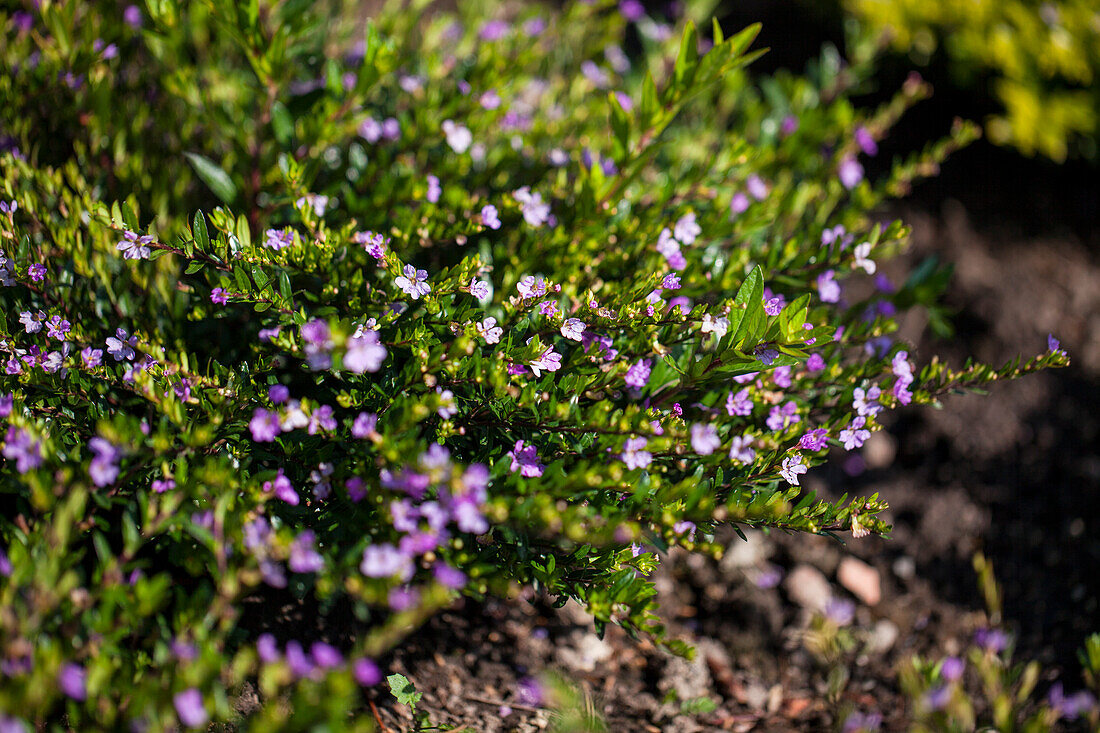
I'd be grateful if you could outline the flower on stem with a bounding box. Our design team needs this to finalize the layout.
[116,229,153,260]
[729,434,755,464]
[477,317,503,344]
[624,359,651,389]
[395,264,431,299]
[620,437,652,469]
[210,288,228,305]
[344,332,387,373]
[560,318,585,341]
[481,204,501,230]
[529,347,561,376]
[780,452,807,485]
[507,440,544,477]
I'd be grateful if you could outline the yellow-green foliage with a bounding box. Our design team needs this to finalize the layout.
[847,0,1100,161]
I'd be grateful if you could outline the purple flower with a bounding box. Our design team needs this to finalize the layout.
[766,401,800,431]
[798,429,828,451]
[58,663,86,701]
[1048,682,1097,720]
[1047,334,1066,355]
[516,274,547,299]
[560,318,585,341]
[620,437,652,470]
[729,192,750,216]
[249,408,281,442]
[481,204,501,230]
[27,264,45,282]
[855,126,878,156]
[746,174,769,201]
[764,296,783,317]
[842,710,881,732]
[479,19,509,41]
[940,656,964,682]
[974,628,1009,654]
[476,317,503,344]
[46,316,70,340]
[513,188,550,228]
[838,156,864,190]
[354,658,382,686]
[123,5,143,28]
[806,353,825,372]
[839,417,870,450]
[924,686,950,712]
[433,564,467,590]
[307,405,337,435]
[19,311,43,333]
[772,365,793,389]
[517,677,544,706]
[106,328,137,361]
[624,359,651,389]
[780,453,807,485]
[728,434,755,464]
[425,174,442,204]
[264,470,299,506]
[210,288,228,305]
[781,115,799,136]
[3,427,42,473]
[264,228,295,251]
[0,393,11,419]
[619,0,645,20]
[824,596,856,626]
[174,689,208,729]
[256,634,280,664]
[117,229,153,260]
[289,531,324,573]
[467,278,490,300]
[395,264,431,299]
[352,412,377,439]
[508,440,545,478]
[662,273,681,289]
[817,270,840,303]
[360,543,413,579]
[76,347,101,369]
[691,423,720,455]
[853,386,882,417]
[311,642,343,669]
[674,213,701,245]
[344,332,387,373]
[529,347,561,376]
[88,437,121,487]
[726,387,753,416]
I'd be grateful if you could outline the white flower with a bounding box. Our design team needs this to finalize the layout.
[700,314,729,339]
[442,119,472,153]
[853,242,876,274]
[780,453,808,485]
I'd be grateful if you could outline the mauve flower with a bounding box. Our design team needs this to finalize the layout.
[57,663,86,701]
[174,689,208,728]
[690,424,720,455]
[344,332,387,373]
[560,319,585,341]
[395,265,431,299]
[624,359,651,389]
[354,658,382,686]
[311,642,343,668]
[780,453,807,485]
[441,119,472,153]
[838,156,864,190]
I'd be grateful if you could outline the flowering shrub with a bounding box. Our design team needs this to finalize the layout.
[0,0,1069,728]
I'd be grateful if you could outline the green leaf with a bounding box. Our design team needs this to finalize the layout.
[387,673,422,709]
[184,152,237,204]
[193,211,210,252]
[673,21,699,91]
[271,101,293,145]
[184,261,205,275]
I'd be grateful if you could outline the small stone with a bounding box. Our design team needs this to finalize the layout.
[867,620,899,654]
[863,431,896,468]
[838,557,881,606]
[785,564,831,612]
[892,555,916,580]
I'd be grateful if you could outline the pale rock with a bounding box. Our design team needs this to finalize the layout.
[838,557,881,606]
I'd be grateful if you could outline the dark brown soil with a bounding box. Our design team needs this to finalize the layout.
[363,203,1100,732]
